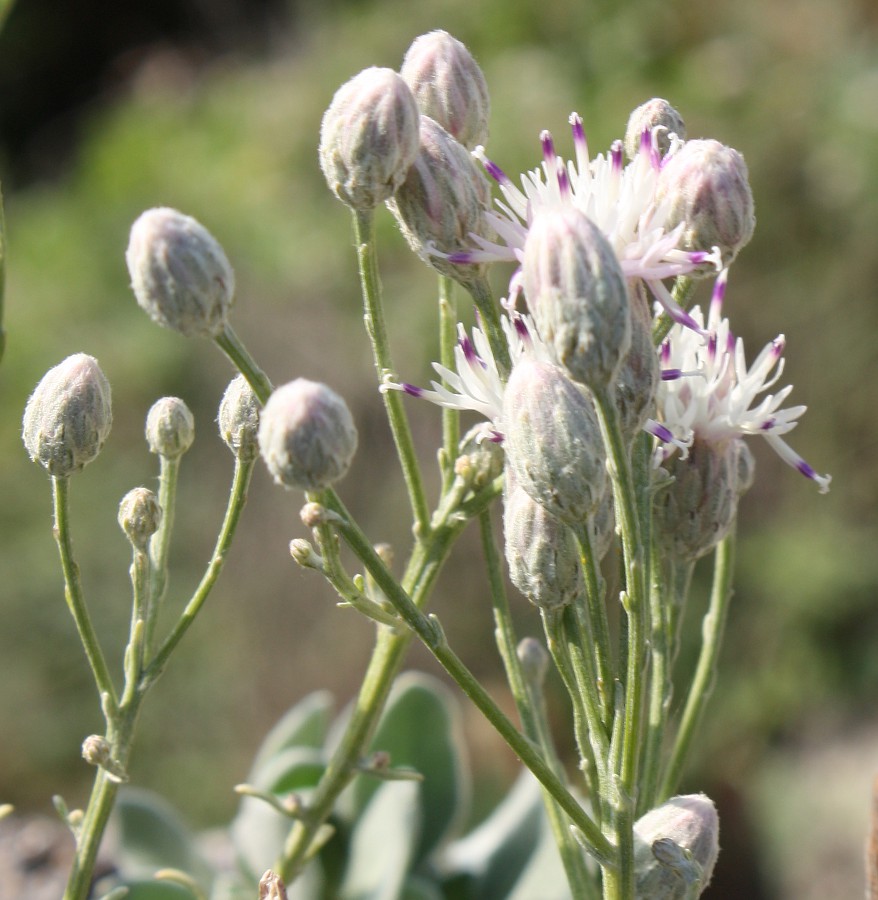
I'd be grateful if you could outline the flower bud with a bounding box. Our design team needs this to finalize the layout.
[454,423,504,490]
[516,636,550,686]
[503,358,607,525]
[145,396,194,459]
[523,208,631,391]
[127,207,235,337]
[634,794,719,898]
[318,67,420,210]
[22,353,112,477]
[81,735,112,767]
[258,870,288,900]
[624,98,686,160]
[218,374,260,462]
[400,30,490,151]
[258,379,358,491]
[656,139,755,270]
[387,114,493,290]
[118,487,162,550]
[504,484,583,610]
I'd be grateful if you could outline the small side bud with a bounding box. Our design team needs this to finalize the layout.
[258,870,289,900]
[455,423,504,489]
[523,208,631,391]
[127,207,235,337]
[118,487,162,550]
[634,794,719,898]
[259,379,358,491]
[503,358,606,525]
[319,67,420,210]
[145,397,194,459]
[624,98,686,160]
[218,374,260,461]
[22,353,112,477]
[400,30,490,150]
[517,636,549,686]
[656,139,755,270]
[81,735,112,767]
[289,538,323,570]
[387,115,494,290]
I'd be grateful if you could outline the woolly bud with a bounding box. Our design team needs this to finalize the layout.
[81,735,112,767]
[127,207,235,337]
[517,636,549,686]
[145,396,194,459]
[258,871,288,900]
[218,375,260,462]
[258,378,358,491]
[504,484,583,610]
[319,67,420,210]
[455,423,504,490]
[22,353,112,477]
[656,139,755,270]
[387,114,493,290]
[118,487,162,550]
[624,98,686,160]
[400,30,490,151]
[634,794,719,898]
[503,358,606,525]
[655,438,750,561]
[523,208,631,391]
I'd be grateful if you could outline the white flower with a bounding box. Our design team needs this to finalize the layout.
[655,271,830,492]
[447,114,721,330]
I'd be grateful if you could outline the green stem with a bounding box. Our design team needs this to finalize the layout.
[121,550,149,708]
[659,531,736,800]
[467,276,511,379]
[438,275,460,481]
[651,276,696,347]
[215,324,274,404]
[0,178,6,364]
[353,208,431,536]
[51,476,117,709]
[145,455,181,658]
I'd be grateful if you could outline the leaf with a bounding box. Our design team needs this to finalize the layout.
[112,882,199,899]
[249,691,334,777]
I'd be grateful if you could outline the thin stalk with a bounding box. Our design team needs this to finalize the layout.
[0,178,6,364]
[438,275,460,481]
[145,455,181,658]
[215,324,274,404]
[651,276,696,347]
[467,276,511,379]
[353,208,430,536]
[121,549,150,708]
[659,531,736,800]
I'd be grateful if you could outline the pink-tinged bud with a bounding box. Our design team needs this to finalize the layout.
[387,114,493,290]
[503,358,606,525]
[634,794,720,898]
[400,30,490,151]
[624,98,686,160]
[145,396,194,459]
[118,487,162,550]
[656,139,755,270]
[127,208,235,337]
[22,353,112,477]
[319,67,420,210]
[258,379,358,491]
[523,209,631,391]
[218,374,260,462]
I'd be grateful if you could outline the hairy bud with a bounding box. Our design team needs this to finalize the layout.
[624,98,686,160]
[523,208,631,391]
[503,358,607,525]
[517,636,550,686]
[319,67,420,210]
[127,207,235,337]
[22,353,112,477]
[455,423,504,489]
[656,139,755,270]
[218,375,260,462]
[258,379,358,491]
[401,30,490,150]
[387,114,493,290]
[145,396,194,459]
[118,487,162,550]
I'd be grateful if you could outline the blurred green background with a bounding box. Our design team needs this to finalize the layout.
[0,0,876,896]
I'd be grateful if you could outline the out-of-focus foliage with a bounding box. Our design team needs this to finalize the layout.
[0,0,875,896]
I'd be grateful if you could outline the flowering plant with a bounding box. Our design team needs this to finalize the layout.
[13,28,830,900]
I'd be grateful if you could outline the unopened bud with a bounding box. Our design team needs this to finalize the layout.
[615,282,661,444]
[289,538,323,569]
[319,67,420,210]
[523,208,631,391]
[503,358,606,525]
[22,353,112,477]
[624,98,686,160]
[455,424,504,489]
[127,207,235,337]
[118,487,162,550]
[504,484,583,610]
[218,374,260,461]
[387,114,493,290]
[517,636,549,686]
[81,735,111,767]
[258,870,288,900]
[634,794,719,898]
[145,396,194,459]
[656,139,755,270]
[258,379,358,491]
[400,30,490,150]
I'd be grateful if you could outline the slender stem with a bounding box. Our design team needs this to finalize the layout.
[467,276,511,379]
[0,178,6,364]
[215,324,274,404]
[353,208,431,536]
[121,549,149,708]
[659,531,736,800]
[145,455,180,658]
[51,476,117,708]
[438,275,460,480]
[651,276,696,347]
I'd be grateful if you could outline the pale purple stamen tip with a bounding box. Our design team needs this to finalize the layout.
[556,161,571,197]
[711,271,729,316]
[707,333,718,362]
[661,341,672,365]
[540,130,556,167]
[761,418,777,431]
[661,368,683,381]
[402,383,423,397]
[651,422,676,444]
[611,140,624,173]
[447,251,474,264]
[570,114,586,145]
[460,333,477,363]
[482,155,509,186]
[772,337,785,358]
[513,316,530,343]
[797,459,818,480]
[488,430,504,443]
